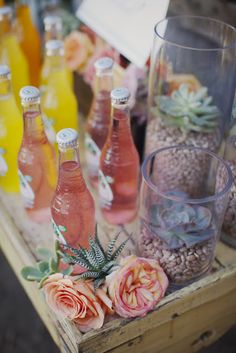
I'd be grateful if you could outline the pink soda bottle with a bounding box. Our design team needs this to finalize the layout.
[99,87,140,224]
[85,57,114,188]
[51,128,96,248]
[18,86,57,222]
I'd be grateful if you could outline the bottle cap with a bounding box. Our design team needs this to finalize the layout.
[56,128,79,148]
[0,6,12,20]
[95,57,114,74]
[43,15,62,29]
[19,86,40,105]
[111,87,130,104]
[45,40,64,56]
[0,65,10,79]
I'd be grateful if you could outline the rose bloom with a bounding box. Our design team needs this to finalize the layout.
[106,255,168,318]
[64,31,94,72]
[43,274,112,333]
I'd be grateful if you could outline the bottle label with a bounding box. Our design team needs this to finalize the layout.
[51,218,67,245]
[18,170,35,209]
[98,170,114,209]
[0,148,8,176]
[42,114,56,144]
[85,133,101,176]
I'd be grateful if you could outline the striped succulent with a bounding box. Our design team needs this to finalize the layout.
[61,229,130,289]
[154,83,219,133]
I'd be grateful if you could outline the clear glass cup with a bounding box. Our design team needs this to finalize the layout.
[146,16,236,159]
[138,146,233,289]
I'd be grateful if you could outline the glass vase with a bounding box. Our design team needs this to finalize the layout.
[138,146,233,289]
[146,16,236,194]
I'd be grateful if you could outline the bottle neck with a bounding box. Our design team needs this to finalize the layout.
[58,145,80,166]
[0,77,12,98]
[16,3,31,23]
[45,53,65,71]
[0,16,12,37]
[22,102,47,142]
[45,26,63,42]
[110,103,132,138]
[94,72,113,96]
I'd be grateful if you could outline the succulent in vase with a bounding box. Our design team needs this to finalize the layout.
[153,83,219,133]
[149,193,215,249]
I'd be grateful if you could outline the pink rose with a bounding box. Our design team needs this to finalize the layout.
[64,31,94,72]
[43,274,112,333]
[106,255,168,318]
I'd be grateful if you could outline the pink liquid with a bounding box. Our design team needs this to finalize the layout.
[85,90,111,188]
[51,160,96,248]
[18,111,56,222]
[99,108,140,224]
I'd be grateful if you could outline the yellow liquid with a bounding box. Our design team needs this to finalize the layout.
[40,56,73,90]
[41,70,78,134]
[1,34,30,106]
[0,93,23,192]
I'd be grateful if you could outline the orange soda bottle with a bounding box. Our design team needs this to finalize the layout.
[99,87,140,224]
[85,57,114,188]
[15,0,41,86]
[51,128,95,248]
[18,86,57,222]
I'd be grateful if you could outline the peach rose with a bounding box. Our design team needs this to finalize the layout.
[43,274,112,333]
[64,31,94,72]
[106,255,168,318]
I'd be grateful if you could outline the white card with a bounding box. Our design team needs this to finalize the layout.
[77,0,169,68]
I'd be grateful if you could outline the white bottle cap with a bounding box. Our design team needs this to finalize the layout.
[111,87,130,104]
[0,65,10,79]
[95,57,114,74]
[56,128,79,148]
[43,15,62,29]
[0,6,12,20]
[45,40,64,56]
[20,86,40,104]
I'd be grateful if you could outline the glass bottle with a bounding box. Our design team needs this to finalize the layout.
[0,6,30,107]
[18,86,57,222]
[43,15,63,42]
[15,0,41,86]
[85,57,114,188]
[0,65,22,192]
[51,128,95,249]
[41,40,78,144]
[99,87,140,225]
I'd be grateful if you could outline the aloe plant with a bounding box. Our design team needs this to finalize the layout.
[61,229,131,289]
[154,84,219,133]
[149,192,215,249]
[21,241,72,288]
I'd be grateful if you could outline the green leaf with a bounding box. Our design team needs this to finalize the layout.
[107,232,121,260]
[21,267,43,282]
[36,248,52,261]
[61,266,73,276]
[38,261,50,274]
[94,278,105,290]
[49,257,58,273]
[111,236,131,261]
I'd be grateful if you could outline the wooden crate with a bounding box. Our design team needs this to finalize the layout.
[0,190,236,353]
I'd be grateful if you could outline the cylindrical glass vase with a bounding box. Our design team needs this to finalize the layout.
[138,146,232,289]
[146,16,236,194]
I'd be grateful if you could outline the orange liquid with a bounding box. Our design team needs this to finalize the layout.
[18,111,57,222]
[16,4,41,86]
[51,161,95,248]
[99,107,140,224]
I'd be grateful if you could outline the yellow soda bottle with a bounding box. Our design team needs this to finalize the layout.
[0,65,22,192]
[41,16,73,90]
[41,40,78,140]
[0,6,30,107]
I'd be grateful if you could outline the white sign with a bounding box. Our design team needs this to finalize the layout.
[77,0,169,68]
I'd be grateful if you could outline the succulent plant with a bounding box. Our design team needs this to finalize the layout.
[21,241,72,288]
[149,192,215,249]
[154,83,219,133]
[61,229,130,289]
